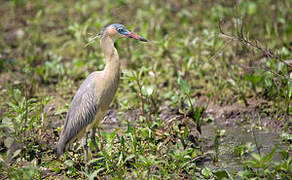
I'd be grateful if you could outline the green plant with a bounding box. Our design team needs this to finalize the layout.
[239,146,277,178]
[1,0,291,178]
[233,142,256,159]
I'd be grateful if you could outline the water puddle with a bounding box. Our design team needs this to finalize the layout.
[201,123,290,172]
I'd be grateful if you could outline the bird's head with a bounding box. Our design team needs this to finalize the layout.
[100,23,148,42]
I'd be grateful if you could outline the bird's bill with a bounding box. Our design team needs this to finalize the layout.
[127,32,148,42]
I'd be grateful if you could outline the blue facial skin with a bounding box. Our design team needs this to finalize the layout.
[112,24,130,35]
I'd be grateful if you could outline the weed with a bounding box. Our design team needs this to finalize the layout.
[0,0,291,179]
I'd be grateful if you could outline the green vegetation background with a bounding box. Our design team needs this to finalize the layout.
[0,0,291,179]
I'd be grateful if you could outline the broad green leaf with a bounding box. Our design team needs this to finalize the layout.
[280,132,292,141]
[263,146,277,164]
[11,149,21,160]
[142,85,155,96]
[64,160,74,167]
[213,169,229,179]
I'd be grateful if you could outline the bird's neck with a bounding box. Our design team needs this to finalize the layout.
[100,35,120,80]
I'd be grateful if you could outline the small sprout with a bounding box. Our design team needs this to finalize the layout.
[216,129,226,137]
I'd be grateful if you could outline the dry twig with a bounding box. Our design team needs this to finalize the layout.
[218,20,292,81]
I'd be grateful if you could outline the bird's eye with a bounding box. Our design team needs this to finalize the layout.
[117,28,124,33]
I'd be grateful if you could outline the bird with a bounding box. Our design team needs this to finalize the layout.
[55,23,147,166]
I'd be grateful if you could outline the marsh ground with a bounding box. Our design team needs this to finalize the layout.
[0,0,291,179]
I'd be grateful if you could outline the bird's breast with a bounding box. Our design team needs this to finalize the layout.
[96,71,120,112]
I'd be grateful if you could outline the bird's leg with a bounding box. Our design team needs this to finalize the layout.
[83,131,89,172]
[91,127,100,152]
[98,129,104,151]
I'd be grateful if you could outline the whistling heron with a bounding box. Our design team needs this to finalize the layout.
[55,24,147,164]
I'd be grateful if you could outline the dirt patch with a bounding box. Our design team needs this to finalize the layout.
[206,98,291,134]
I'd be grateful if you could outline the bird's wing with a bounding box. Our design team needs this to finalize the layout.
[59,72,101,147]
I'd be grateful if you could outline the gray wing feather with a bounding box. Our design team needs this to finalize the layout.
[56,72,101,156]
